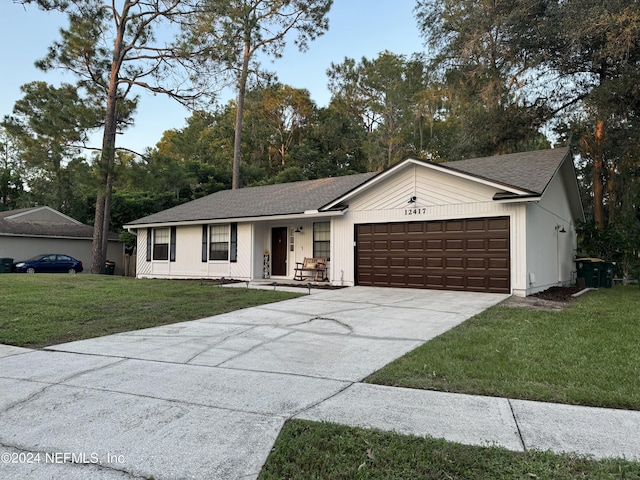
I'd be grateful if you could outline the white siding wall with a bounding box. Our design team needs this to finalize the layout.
[350,165,498,211]
[136,228,151,277]
[230,223,252,278]
[136,224,254,280]
[525,172,578,295]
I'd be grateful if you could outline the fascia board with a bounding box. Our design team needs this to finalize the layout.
[124,209,345,230]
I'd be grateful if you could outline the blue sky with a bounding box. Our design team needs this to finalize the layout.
[1,1,424,154]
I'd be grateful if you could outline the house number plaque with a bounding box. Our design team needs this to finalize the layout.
[404,208,427,216]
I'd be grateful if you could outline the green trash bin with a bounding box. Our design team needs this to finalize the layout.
[0,258,13,273]
[104,261,115,275]
[575,258,603,288]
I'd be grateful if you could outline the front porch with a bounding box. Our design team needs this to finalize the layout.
[252,219,332,283]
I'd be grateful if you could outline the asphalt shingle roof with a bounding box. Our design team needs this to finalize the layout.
[127,172,378,225]
[127,148,570,226]
[442,147,569,194]
[0,208,118,240]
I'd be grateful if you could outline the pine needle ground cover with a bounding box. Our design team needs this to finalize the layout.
[0,275,300,348]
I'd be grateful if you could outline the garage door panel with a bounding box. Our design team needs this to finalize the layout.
[407,223,425,234]
[425,257,442,268]
[445,275,464,287]
[488,257,509,269]
[446,257,463,268]
[445,221,464,232]
[466,219,486,231]
[389,240,407,250]
[466,238,487,250]
[467,258,486,269]
[407,257,425,267]
[406,240,424,250]
[445,239,463,250]
[426,222,444,233]
[390,223,407,234]
[426,239,444,250]
[356,217,510,293]
[488,238,509,250]
[488,217,509,230]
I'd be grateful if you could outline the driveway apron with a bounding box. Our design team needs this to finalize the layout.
[0,287,507,479]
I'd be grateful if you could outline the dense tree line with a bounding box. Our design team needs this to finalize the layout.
[3,0,640,279]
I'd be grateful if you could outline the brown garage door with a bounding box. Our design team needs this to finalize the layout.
[355,217,510,293]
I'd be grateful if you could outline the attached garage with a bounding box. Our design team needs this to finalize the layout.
[355,217,510,293]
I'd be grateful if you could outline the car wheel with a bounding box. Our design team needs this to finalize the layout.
[26,267,36,274]
[68,268,77,274]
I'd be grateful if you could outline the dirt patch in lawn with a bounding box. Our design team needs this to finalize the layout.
[501,286,585,311]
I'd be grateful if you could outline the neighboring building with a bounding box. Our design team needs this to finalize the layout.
[0,207,122,274]
[125,148,584,296]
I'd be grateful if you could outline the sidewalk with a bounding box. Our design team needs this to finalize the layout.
[297,382,640,461]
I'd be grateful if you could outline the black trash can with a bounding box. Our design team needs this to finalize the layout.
[600,261,615,288]
[575,258,603,288]
[104,261,116,275]
[0,258,13,273]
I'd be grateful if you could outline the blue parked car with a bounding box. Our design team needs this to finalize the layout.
[13,254,83,274]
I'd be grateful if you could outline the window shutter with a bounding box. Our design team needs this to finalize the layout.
[201,225,208,262]
[146,228,152,262]
[230,223,238,263]
[170,227,177,262]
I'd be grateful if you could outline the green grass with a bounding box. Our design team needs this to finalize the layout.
[366,286,640,410]
[259,420,640,480]
[0,275,301,348]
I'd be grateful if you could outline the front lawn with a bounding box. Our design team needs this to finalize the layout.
[259,420,640,480]
[0,275,301,348]
[366,286,640,410]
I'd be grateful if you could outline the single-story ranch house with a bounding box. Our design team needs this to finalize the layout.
[0,206,122,274]
[125,148,583,296]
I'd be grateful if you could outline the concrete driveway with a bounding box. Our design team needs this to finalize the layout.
[0,287,507,479]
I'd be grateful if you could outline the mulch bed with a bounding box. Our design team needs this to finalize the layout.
[531,286,583,302]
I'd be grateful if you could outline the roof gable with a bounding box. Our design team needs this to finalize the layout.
[1,206,82,225]
[322,148,570,210]
[0,207,118,240]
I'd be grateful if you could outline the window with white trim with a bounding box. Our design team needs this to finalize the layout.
[313,222,330,260]
[153,228,170,260]
[209,224,230,260]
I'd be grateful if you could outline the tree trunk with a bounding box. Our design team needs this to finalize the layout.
[232,40,251,190]
[91,15,125,273]
[101,171,114,262]
[91,193,106,273]
[606,159,616,225]
[592,118,606,229]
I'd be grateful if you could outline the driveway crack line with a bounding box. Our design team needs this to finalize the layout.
[213,330,298,367]
[0,358,128,414]
[290,381,355,419]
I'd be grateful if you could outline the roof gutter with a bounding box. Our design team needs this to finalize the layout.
[125,209,347,230]
[492,194,542,203]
